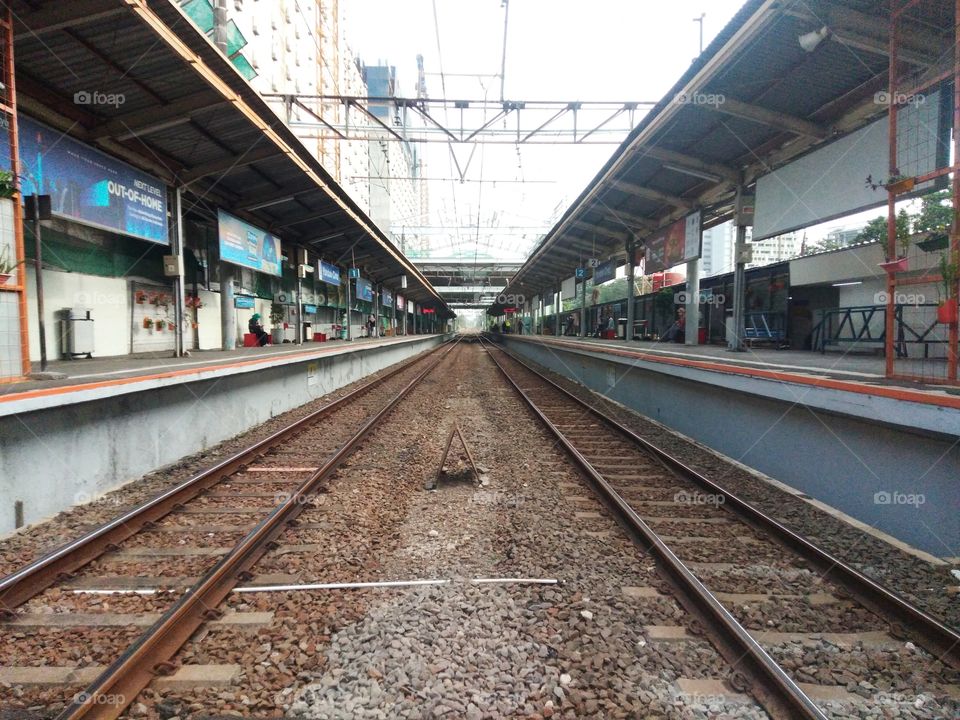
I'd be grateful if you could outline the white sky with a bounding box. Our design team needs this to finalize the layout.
[344,0,748,260]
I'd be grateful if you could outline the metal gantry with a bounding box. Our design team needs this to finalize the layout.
[265,94,655,146]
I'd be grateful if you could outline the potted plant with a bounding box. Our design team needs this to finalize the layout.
[0,170,18,199]
[270,302,285,344]
[878,209,913,273]
[0,244,24,285]
[937,253,958,324]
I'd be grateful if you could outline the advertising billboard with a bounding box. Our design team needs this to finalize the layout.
[396,294,405,311]
[355,276,374,302]
[6,115,169,244]
[381,288,393,307]
[318,260,341,286]
[217,209,282,277]
[641,210,702,273]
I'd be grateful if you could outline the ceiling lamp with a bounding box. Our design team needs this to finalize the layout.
[799,26,831,53]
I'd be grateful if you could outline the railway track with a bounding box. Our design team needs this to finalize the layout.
[480,337,960,720]
[0,338,461,719]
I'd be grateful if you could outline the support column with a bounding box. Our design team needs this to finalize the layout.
[538,293,544,334]
[345,276,353,341]
[171,187,187,357]
[578,273,586,337]
[685,256,700,345]
[555,281,561,335]
[219,264,235,350]
[625,238,636,342]
[373,283,379,338]
[729,187,748,352]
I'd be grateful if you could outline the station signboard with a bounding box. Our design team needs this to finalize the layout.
[6,115,169,244]
[217,209,282,277]
[592,258,617,285]
[318,260,341,286]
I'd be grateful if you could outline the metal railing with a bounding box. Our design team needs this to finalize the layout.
[812,304,946,356]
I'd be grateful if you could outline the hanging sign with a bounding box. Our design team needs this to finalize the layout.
[318,260,341,286]
[381,288,393,307]
[592,259,617,285]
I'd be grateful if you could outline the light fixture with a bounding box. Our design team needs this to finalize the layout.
[662,163,722,183]
[799,26,830,53]
[831,281,862,287]
[244,195,295,211]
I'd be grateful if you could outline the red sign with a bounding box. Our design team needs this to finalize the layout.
[503,307,517,313]
[422,308,435,314]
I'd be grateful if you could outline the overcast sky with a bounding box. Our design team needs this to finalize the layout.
[344,1,748,260]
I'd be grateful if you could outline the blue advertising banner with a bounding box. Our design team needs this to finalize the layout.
[5,116,169,244]
[217,209,282,277]
[318,260,341,286]
[593,259,617,285]
[355,277,374,302]
[234,295,255,309]
[381,288,393,307]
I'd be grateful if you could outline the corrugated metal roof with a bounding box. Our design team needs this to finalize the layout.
[500,0,951,306]
[10,0,451,314]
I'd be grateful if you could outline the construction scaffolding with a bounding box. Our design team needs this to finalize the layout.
[884,0,959,384]
[0,0,27,382]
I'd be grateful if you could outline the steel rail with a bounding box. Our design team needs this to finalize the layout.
[486,338,960,670]
[479,337,826,719]
[0,340,453,613]
[60,337,462,720]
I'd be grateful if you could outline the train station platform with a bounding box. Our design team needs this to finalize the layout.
[499,334,959,556]
[509,335,960,416]
[0,335,437,416]
[0,334,450,534]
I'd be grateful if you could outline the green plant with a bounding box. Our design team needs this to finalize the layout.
[269,302,285,325]
[0,244,24,275]
[938,253,959,301]
[0,170,17,199]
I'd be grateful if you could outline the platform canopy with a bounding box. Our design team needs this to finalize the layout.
[496,0,953,309]
[10,0,453,317]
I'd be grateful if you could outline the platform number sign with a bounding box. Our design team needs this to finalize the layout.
[575,267,586,279]
[587,258,600,268]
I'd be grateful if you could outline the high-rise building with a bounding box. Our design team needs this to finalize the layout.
[362,62,425,255]
[181,0,371,212]
[700,222,736,277]
[747,231,803,268]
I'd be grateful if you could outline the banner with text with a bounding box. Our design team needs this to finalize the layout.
[5,115,168,244]
[318,260,341,286]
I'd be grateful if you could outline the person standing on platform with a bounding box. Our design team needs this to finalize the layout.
[248,313,269,346]
[565,315,575,336]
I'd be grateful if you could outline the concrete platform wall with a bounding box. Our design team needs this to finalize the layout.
[503,336,959,557]
[0,335,447,534]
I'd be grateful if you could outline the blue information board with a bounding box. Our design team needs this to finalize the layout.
[318,260,340,286]
[218,209,282,277]
[593,259,617,285]
[234,295,255,309]
[381,288,393,307]
[3,115,169,244]
[355,277,374,302]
